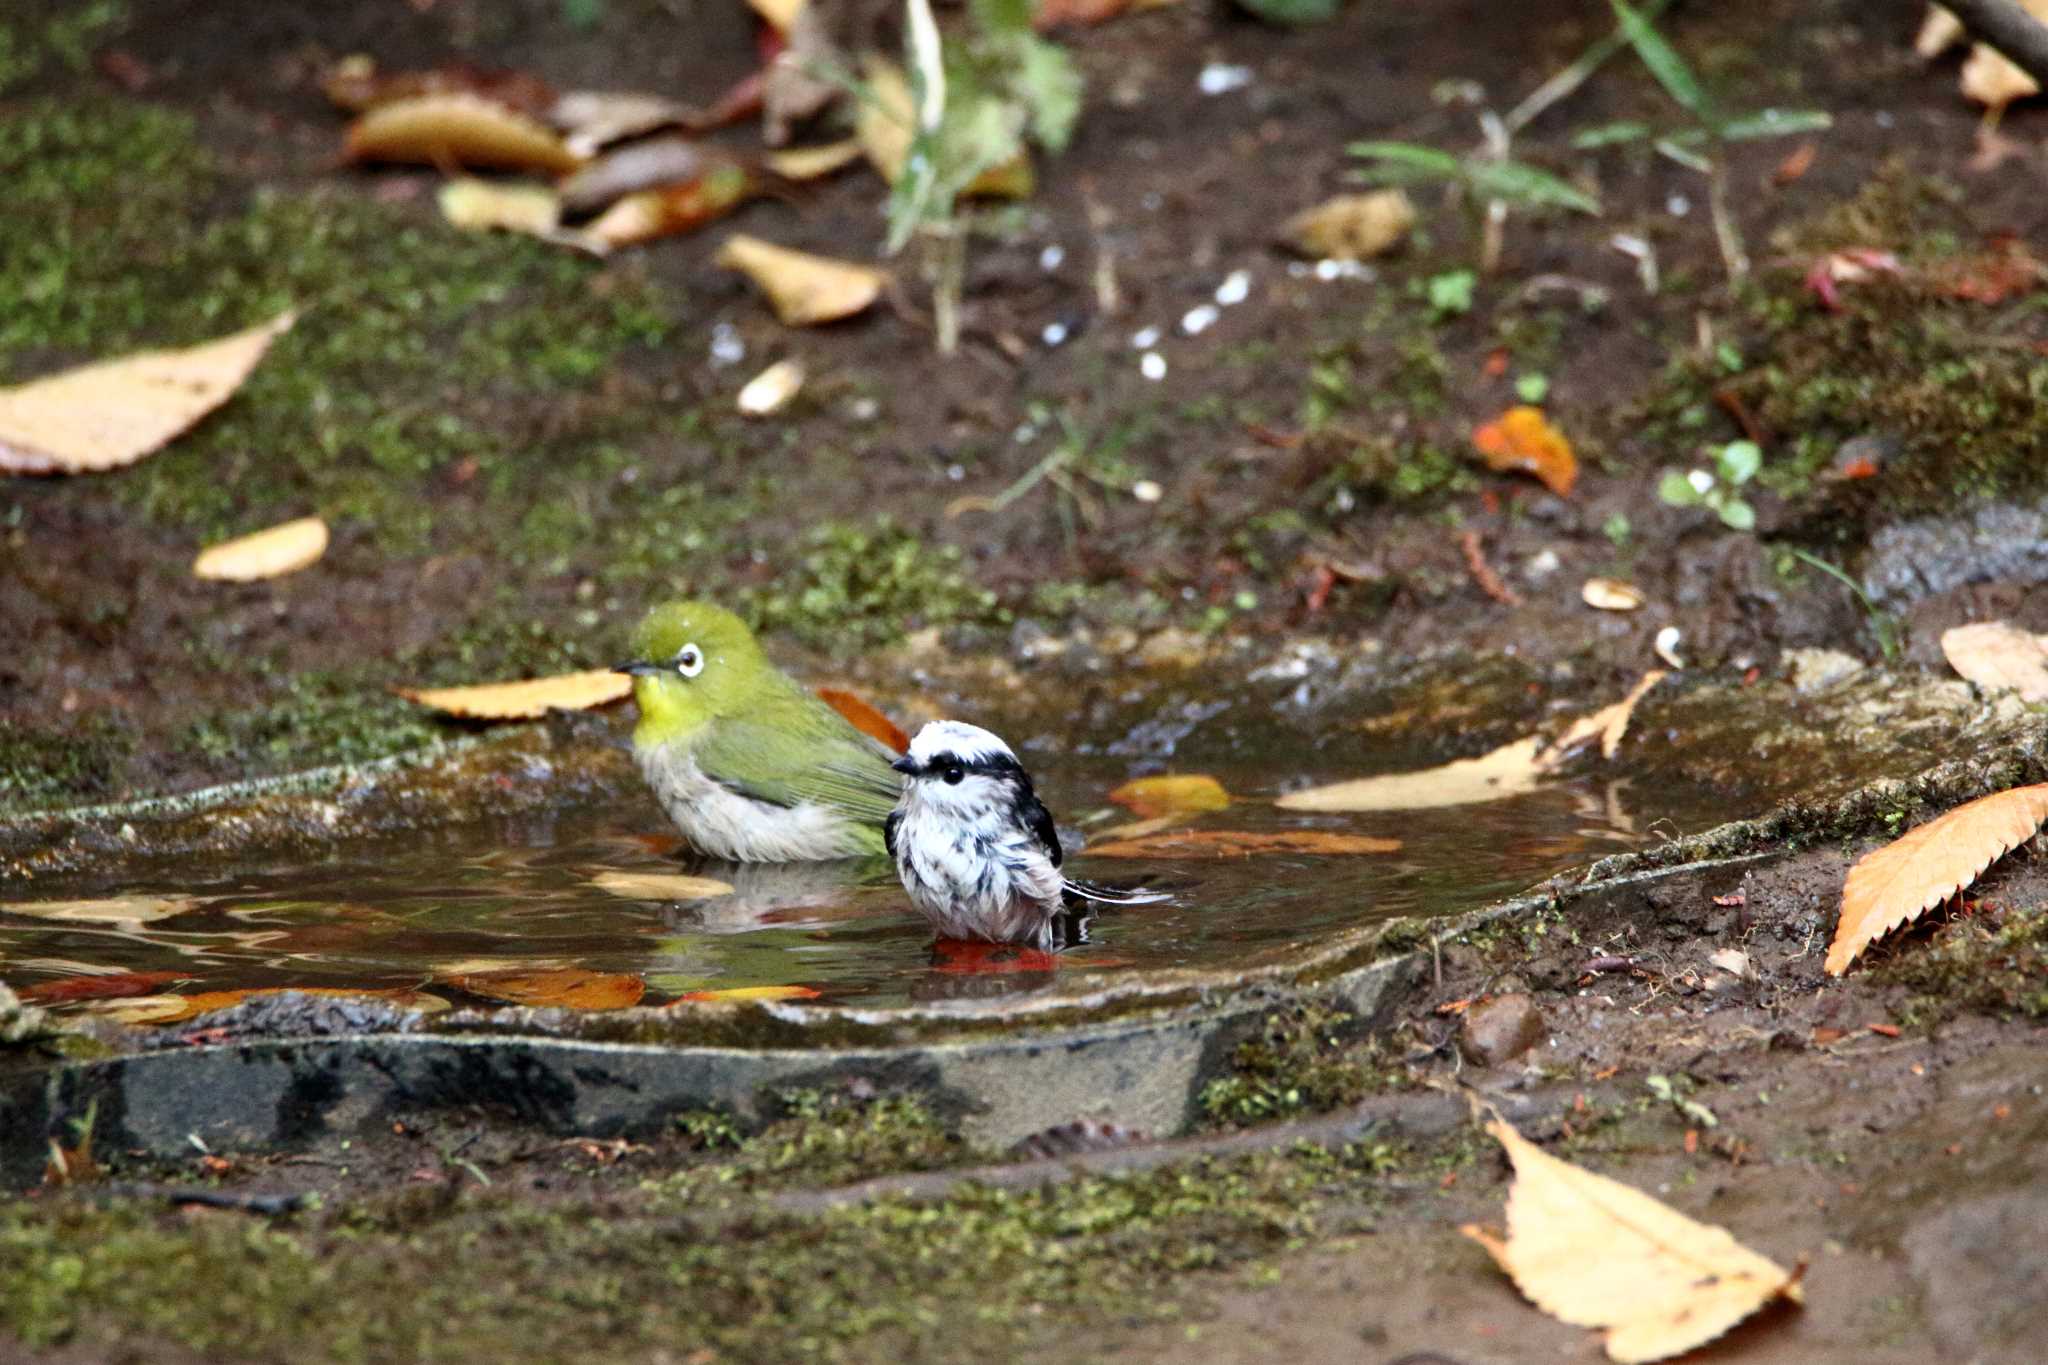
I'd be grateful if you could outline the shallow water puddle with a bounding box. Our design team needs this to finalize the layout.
[0,743,1747,1016]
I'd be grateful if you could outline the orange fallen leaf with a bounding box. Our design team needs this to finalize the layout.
[192,516,329,582]
[1081,829,1399,859]
[1106,774,1231,818]
[394,669,631,719]
[672,984,822,1002]
[345,92,583,175]
[814,687,909,753]
[1941,621,2048,701]
[1826,783,2048,974]
[1464,1114,1803,1362]
[19,971,188,1005]
[583,163,756,250]
[448,967,646,1010]
[0,312,295,475]
[1771,141,1817,186]
[715,234,887,326]
[156,987,452,1025]
[1472,405,1577,497]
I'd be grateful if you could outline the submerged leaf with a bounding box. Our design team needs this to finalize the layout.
[0,312,295,476]
[191,516,330,582]
[1827,784,2048,975]
[156,987,452,1025]
[1472,406,1577,497]
[1082,829,1399,859]
[394,670,631,719]
[672,984,822,1003]
[1464,1114,1802,1362]
[814,687,910,753]
[1106,774,1231,818]
[590,871,736,901]
[715,234,887,326]
[448,967,646,1010]
[0,895,198,925]
[20,970,188,1005]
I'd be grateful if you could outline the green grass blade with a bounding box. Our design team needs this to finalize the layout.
[1610,0,1710,121]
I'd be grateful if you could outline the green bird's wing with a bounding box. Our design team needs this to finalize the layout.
[693,711,902,833]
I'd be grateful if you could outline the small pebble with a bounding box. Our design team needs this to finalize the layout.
[1041,320,1070,347]
[1459,993,1546,1067]
[1139,351,1167,381]
[1198,63,1253,96]
[1132,479,1163,503]
[1181,304,1219,336]
[1666,192,1692,217]
[1038,243,1065,272]
[1130,324,1162,349]
[708,321,745,367]
[1214,270,1251,306]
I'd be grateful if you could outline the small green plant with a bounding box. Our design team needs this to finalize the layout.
[1349,140,1597,272]
[1514,372,1550,403]
[1659,438,1760,530]
[1786,548,1902,661]
[1602,511,1633,547]
[1421,268,1478,319]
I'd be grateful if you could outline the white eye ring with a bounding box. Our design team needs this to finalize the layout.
[676,644,704,678]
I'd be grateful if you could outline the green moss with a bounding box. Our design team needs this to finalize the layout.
[1879,904,2048,1027]
[174,672,441,776]
[0,716,135,812]
[742,519,1003,648]
[653,1087,969,1193]
[0,1,125,97]
[1198,1004,1389,1128]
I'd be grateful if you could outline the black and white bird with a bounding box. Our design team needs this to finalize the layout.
[885,720,1167,948]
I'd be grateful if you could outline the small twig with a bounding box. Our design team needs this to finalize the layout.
[1942,0,2048,87]
[1459,530,1523,607]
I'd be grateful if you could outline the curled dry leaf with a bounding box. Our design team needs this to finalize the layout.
[1581,577,1643,611]
[394,669,632,719]
[715,234,887,326]
[439,178,562,236]
[814,686,911,753]
[590,870,736,901]
[345,92,583,176]
[738,359,805,417]
[1472,406,1577,498]
[1082,829,1400,859]
[1546,669,1666,763]
[0,312,295,476]
[0,895,198,924]
[1280,190,1416,261]
[583,164,755,250]
[673,984,823,1003]
[191,516,329,583]
[447,966,646,1010]
[1106,774,1231,818]
[765,139,865,181]
[1464,1114,1803,1363]
[550,89,692,158]
[1826,783,2048,975]
[1941,620,2048,701]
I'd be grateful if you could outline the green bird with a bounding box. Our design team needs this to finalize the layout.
[614,600,902,861]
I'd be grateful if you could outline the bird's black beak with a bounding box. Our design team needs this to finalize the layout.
[613,660,663,677]
[890,756,918,775]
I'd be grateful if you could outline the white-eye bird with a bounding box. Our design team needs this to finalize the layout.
[615,600,902,861]
[885,720,1166,947]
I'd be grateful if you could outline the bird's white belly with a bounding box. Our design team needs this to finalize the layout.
[639,747,864,862]
[894,806,1065,946]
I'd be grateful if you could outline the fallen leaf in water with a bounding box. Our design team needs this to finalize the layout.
[1280,190,1416,261]
[438,177,562,236]
[737,359,805,417]
[0,895,198,924]
[345,92,583,175]
[1472,406,1577,497]
[191,516,329,582]
[1545,670,1667,763]
[20,970,188,1005]
[1827,783,2048,974]
[1915,5,1964,59]
[1942,621,2048,701]
[590,870,736,900]
[673,984,823,1002]
[448,967,646,1010]
[550,89,692,158]
[156,987,452,1025]
[321,55,557,116]
[0,312,295,476]
[765,138,864,181]
[1464,1114,1803,1362]
[394,669,631,719]
[1082,829,1400,858]
[715,235,887,326]
[583,163,755,250]
[1581,578,1643,612]
[814,686,910,753]
[1106,774,1231,818]
[80,995,194,1025]
[854,57,1030,197]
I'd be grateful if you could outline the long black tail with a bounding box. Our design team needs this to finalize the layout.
[1062,878,1170,907]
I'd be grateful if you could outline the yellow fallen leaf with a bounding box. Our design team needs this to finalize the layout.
[737,359,805,417]
[345,92,583,175]
[1915,5,1963,59]
[1962,41,2039,108]
[854,57,1031,198]
[1472,405,1577,498]
[0,312,295,476]
[1464,1114,1803,1363]
[746,0,806,31]
[1580,578,1643,612]
[438,177,562,236]
[80,995,193,1026]
[590,871,736,900]
[715,234,887,326]
[394,669,631,719]
[1280,190,1416,261]
[766,139,864,181]
[673,984,822,1003]
[1106,774,1231,818]
[446,966,646,1010]
[1826,783,2048,975]
[582,163,755,250]
[1940,621,2048,702]
[1543,669,1666,763]
[191,516,329,583]
[1082,829,1400,859]
[0,895,198,924]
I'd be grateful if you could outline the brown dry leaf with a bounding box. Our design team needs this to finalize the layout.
[159,987,453,1025]
[590,870,736,900]
[550,90,691,158]
[0,895,198,925]
[673,984,823,1003]
[1581,578,1644,612]
[715,234,887,326]
[1472,405,1578,497]
[191,516,329,583]
[1941,620,2048,701]
[19,970,188,1005]
[1082,829,1400,859]
[1106,774,1231,818]
[448,966,646,1010]
[1962,41,2040,109]
[1464,1114,1803,1362]
[1826,783,2048,975]
[1280,190,1416,261]
[1543,670,1667,763]
[855,58,1031,197]
[0,312,295,476]
[394,669,631,719]
[765,139,864,181]
[583,164,756,250]
[438,178,562,236]
[1915,5,1964,59]
[345,92,583,175]
[559,136,715,216]
[815,686,910,753]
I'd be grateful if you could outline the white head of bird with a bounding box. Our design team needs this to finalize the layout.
[890,720,1030,820]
